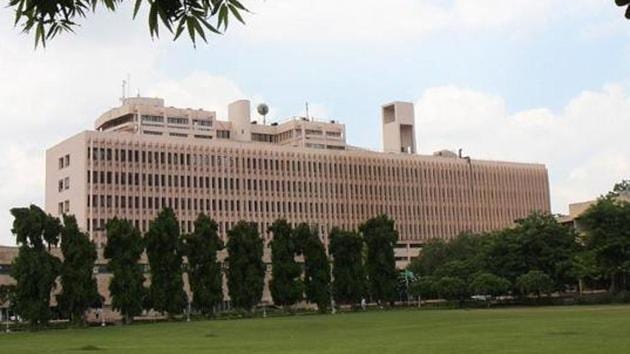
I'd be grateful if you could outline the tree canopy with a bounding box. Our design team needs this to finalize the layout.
[10,205,61,328]
[617,0,630,19]
[104,218,146,324]
[359,215,398,304]
[8,0,249,47]
[226,221,265,311]
[145,208,187,317]
[183,214,224,316]
[329,228,365,305]
[294,223,330,313]
[57,215,99,325]
[516,271,554,298]
[579,197,630,292]
[268,219,303,308]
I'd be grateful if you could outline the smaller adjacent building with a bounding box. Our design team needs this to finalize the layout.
[557,191,630,231]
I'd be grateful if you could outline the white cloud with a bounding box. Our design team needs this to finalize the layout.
[148,73,250,119]
[0,10,252,246]
[233,0,611,43]
[415,84,630,214]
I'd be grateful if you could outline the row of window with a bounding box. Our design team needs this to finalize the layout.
[88,194,362,215]
[86,146,541,189]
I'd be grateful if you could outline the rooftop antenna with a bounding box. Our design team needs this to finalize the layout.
[257,103,269,125]
[121,79,127,101]
[305,102,310,121]
[126,73,131,99]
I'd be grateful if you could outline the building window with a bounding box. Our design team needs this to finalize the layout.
[217,130,231,139]
[141,115,164,123]
[167,117,189,125]
[193,119,212,127]
[144,130,163,136]
[64,177,70,190]
[326,131,342,138]
[169,132,188,138]
[305,129,323,136]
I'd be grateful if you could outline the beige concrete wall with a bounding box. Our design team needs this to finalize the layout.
[45,130,550,258]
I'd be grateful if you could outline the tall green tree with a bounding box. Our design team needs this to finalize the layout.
[469,273,511,298]
[294,223,330,313]
[57,215,99,325]
[329,228,365,306]
[8,0,250,47]
[104,218,146,324]
[359,215,398,305]
[433,276,467,303]
[579,197,630,293]
[10,205,61,328]
[409,276,437,301]
[483,212,577,290]
[226,221,265,311]
[145,208,187,317]
[183,214,224,317]
[268,219,303,308]
[516,271,554,298]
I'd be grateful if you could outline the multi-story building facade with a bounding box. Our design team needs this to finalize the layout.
[45,97,550,267]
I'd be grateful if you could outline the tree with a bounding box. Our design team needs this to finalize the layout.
[409,276,436,301]
[10,205,62,328]
[145,208,187,317]
[104,218,146,324]
[579,197,630,293]
[407,238,450,277]
[183,214,224,317]
[616,0,630,19]
[570,250,600,295]
[294,223,330,313]
[57,215,99,325]
[469,273,511,298]
[435,260,476,284]
[226,221,265,311]
[610,179,630,196]
[329,228,365,306]
[516,271,554,298]
[433,277,467,302]
[408,232,485,278]
[8,0,249,48]
[359,215,398,305]
[483,212,577,291]
[268,219,303,308]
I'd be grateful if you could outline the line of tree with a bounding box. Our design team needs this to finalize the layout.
[7,206,399,327]
[407,181,630,305]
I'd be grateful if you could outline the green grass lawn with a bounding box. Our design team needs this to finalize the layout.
[1,305,629,353]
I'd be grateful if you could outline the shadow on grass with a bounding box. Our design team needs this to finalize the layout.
[76,344,103,351]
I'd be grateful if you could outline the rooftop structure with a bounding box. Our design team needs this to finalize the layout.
[95,97,347,151]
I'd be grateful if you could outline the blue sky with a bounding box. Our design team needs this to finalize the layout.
[1,0,629,245]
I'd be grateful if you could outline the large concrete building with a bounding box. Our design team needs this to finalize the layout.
[45,97,550,267]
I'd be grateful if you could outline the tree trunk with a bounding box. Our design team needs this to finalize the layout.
[610,273,618,294]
